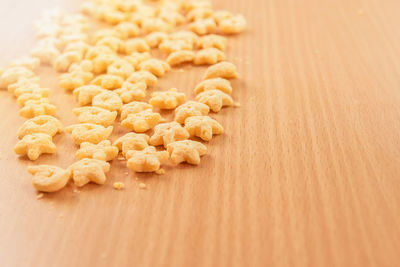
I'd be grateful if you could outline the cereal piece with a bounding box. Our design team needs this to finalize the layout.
[65,123,113,145]
[7,76,40,94]
[167,50,195,66]
[203,61,238,80]
[149,88,186,110]
[213,10,233,24]
[174,101,210,124]
[91,74,123,90]
[76,140,118,161]
[59,33,88,46]
[0,66,35,89]
[167,140,207,165]
[103,9,127,25]
[20,100,56,118]
[54,51,83,72]
[31,44,60,65]
[198,34,227,51]
[186,8,213,22]
[124,38,150,54]
[139,59,170,77]
[194,48,225,65]
[150,121,190,147]
[159,9,185,26]
[126,71,157,86]
[107,59,134,78]
[92,29,123,43]
[17,115,63,139]
[69,158,110,187]
[64,41,90,58]
[28,165,71,192]
[85,45,115,60]
[59,70,93,91]
[114,22,140,39]
[142,17,172,33]
[169,30,199,46]
[196,90,233,112]
[17,93,48,107]
[73,85,106,106]
[113,182,125,190]
[124,52,152,70]
[113,132,150,155]
[139,182,147,189]
[72,106,117,127]
[184,116,223,141]
[121,110,162,132]
[194,78,232,95]
[159,39,193,54]
[14,133,57,160]
[126,146,169,172]
[10,57,40,70]
[14,86,50,98]
[145,31,168,48]
[155,168,165,175]
[96,36,124,52]
[188,18,217,35]
[218,14,246,34]
[68,59,93,73]
[183,1,212,12]
[114,82,146,103]
[92,54,118,74]
[92,91,123,112]
[120,101,153,120]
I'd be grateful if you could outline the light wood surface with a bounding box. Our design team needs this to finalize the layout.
[1,0,400,266]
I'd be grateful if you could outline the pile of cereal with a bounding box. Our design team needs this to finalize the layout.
[0,0,245,193]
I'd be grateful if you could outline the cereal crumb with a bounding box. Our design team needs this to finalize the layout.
[155,168,165,175]
[73,188,80,193]
[234,102,241,107]
[139,182,147,189]
[36,193,44,199]
[113,182,125,190]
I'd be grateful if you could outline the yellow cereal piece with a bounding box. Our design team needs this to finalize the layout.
[72,106,117,127]
[184,116,223,141]
[203,61,238,80]
[139,59,170,77]
[159,39,193,54]
[10,56,41,70]
[103,9,127,25]
[126,71,157,86]
[183,1,212,12]
[31,44,60,65]
[64,41,90,58]
[76,140,118,161]
[194,77,232,95]
[188,18,217,35]
[68,158,110,187]
[213,10,233,24]
[167,50,195,66]
[121,110,162,132]
[28,165,71,192]
[145,31,168,48]
[20,100,56,118]
[155,168,165,175]
[65,123,113,145]
[69,59,93,73]
[198,34,227,51]
[0,66,35,89]
[114,82,146,103]
[92,54,118,74]
[169,30,199,46]
[196,89,233,112]
[159,9,185,26]
[59,70,93,91]
[186,7,213,22]
[194,48,225,65]
[149,88,186,110]
[120,101,153,120]
[14,133,57,160]
[174,101,210,124]
[59,33,88,47]
[113,182,125,190]
[126,146,169,172]
[107,59,134,78]
[114,22,140,39]
[124,38,150,54]
[73,85,106,106]
[91,74,123,90]
[142,17,172,33]
[85,45,115,60]
[139,182,147,189]
[92,29,123,43]
[92,91,123,112]
[124,52,152,70]
[113,132,150,155]
[167,140,207,165]
[150,121,190,147]
[7,76,40,94]
[218,14,247,34]
[17,115,63,139]
[14,85,50,98]
[96,36,124,52]
[234,102,241,107]
[54,51,83,72]
[17,93,48,107]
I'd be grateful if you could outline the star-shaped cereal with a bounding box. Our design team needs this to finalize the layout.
[188,18,217,35]
[19,99,57,118]
[14,133,57,160]
[149,88,186,110]
[13,85,50,98]
[53,51,83,72]
[126,146,169,172]
[0,66,35,89]
[150,122,190,148]
[91,74,124,90]
[113,132,150,155]
[194,78,232,95]
[107,59,134,78]
[198,34,227,51]
[203,61,238,80]
[121,110,162,132]
[28,165,71,192]
[114,81,146,103]
[169,30,199,46]
[11,56,41,70]
[145,31,168,48]
[65,123,113,145]
[68,158,110,187]
[92,91,123,112]
[139,59,170,77]
[76,140,119,161]
[194,48,225,65]
[17,93,49,107]
[7,76,40,94]
[96,36,125,53]
[124,38,150,54]
[218,14,247,34]
[120,101,153,121]
[73,85,106,106]
[92,54,119,74]
[17,115,63,139]
[59,70,93,91]
[184,116,223,141]
[72,106,117,127]
[126,70,157,86]
[167,140,207,165]
[124,52,152,69]
[174,101,210,124]
[196,89,233,112]
[167,50,195,66]
[159,39,193,54]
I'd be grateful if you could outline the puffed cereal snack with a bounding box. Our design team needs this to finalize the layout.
[92,91,123,112]
[113,132,150,155]
[0,66,35,89]
[17,115,63,139]
[20,99,57,118]
[188,18,217,35]
[194,48,225,65]
[198,34,227,51]
[149,88,186,110]
[194,77,232,95]
[174,101,210,124]
[76,140,118,161]
[73,85,106,106]
[139,59,170,77]
[218,14,247,34]
[65,123,113,145]
[114,81,146,103]
[121,110,162,132]
[120,101,153,121]
[68,158,110,187]
[184,116,223,141]
[203,61,238,80]
[196,89,233,112]
[126,71,157,86]
[150,121,190,148]
[167,140,207,165]
[14,133,57,160]
[126,146,169,172]
[91,74,123,90]
[28,165,71,192]
[72,106,117,127]
[166,50,195,66]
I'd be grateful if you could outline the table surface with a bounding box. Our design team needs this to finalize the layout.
[1,0,400,266]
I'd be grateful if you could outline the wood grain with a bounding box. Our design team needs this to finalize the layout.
[1,0,400,266]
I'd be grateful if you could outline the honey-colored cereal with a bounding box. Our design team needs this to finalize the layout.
[59,70,93,91]
[85,45,115,60]
[54,51,83,72]
[169,30,199,46]
[68,158,110,187]
[167,140,207,165]
[28,165,71,192]
[0,66,35,89]
[64,41,90,58]
[107,59,134,78]
[213,10,233,24]
[194,77,232,95]
[7,76,40,94]
[159,39,193,54]
[203,61,238,80]
[184,116,223,141]
[73,85,106,106]
[174,101,210,124]
[145,31,168,48]
[68,59,93,73]
[196,89,233,112]
[158,9,185,26]
[120,101,153,121]
[167,50,195,66]
[72,106,117,127]
[113,182,125,190]
[124,52,152,70]
[14,86,50,98]
[126,70,157,86]
[150,121,190,148]
[121,110,162,132]
[17,115,63,139]
[124,38,150,54]
[114,22,140,39]
[149,88,186,109]
[142,17,172,33]
[218,14,246,34]
[92,91,123,112]
[96,36,124,52]
[194,48,225,65]
[114,81,146,103]
[20,100,57,118]
[198,34,227,51]
[91,74,123,90]
[65,123,113,145]
[76,140,118,161]
[113,132,150,155]
[126,146,169,172]
[186,7,213,22]
[31,44,60,65]
[92,28,123,43]
[92,54,118,74]
[14,133,57,160]
[139,59,170,77]
[17,93,48,107]
[188,18,217,35]
[10,56,41,70]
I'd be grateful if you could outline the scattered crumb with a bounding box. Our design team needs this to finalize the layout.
[155,168,165,175]
[233,102,241,107]
[36,193,44,199]
[73,188,80,193]
[117,156,125,161]
[178,68,184,73]
[113,182,125,190]
[139,182,147,189]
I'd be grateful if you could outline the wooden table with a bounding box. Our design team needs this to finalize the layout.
[1,0,400,266]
